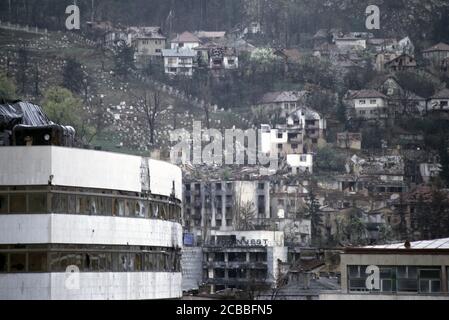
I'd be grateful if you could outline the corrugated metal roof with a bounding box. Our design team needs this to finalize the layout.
[162,49,196,57]
[363,238,449,250]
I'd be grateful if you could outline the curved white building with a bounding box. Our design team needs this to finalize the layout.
[0,146,183,300]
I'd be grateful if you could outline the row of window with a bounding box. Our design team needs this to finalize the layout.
[207,268,268,281]
[359,99,379,105]
[204,252,268,263]
[0,245,181,273]
[348,265,447,294]
[0,186,182,222]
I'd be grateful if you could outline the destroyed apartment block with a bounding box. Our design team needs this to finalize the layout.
[260,105,327,174]
[200,230,288,294]
[339,154,407,195]
[183,178,271,242]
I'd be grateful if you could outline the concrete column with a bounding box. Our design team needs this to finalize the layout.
[442,266,448,293]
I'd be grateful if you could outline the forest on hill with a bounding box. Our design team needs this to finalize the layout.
[1,0,449,46]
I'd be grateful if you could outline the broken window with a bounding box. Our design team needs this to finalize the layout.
[397,266,418,292]
[0,194,8,213]
[28,252,47,272]
[9,253,26,272]
[50,194,66,213]
[0,253,7,272]
[214,268,225,279]
[419,269,441,293]
[9,193,26,213]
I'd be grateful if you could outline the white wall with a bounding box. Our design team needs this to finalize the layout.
[287,154,313,173]
[267,246,288,283]
[0,146,182,200]
[170,42,199,50]
[0,215,183,248]
[260,129,288,155]
[355,98,385,110]
[210,230,285,247]
[181,247,203,292]
[320,293,449,300]
[0,272,182,300]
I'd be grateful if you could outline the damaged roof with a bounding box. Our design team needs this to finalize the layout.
[351,89,388,100]
[0,100,52,130]
[361,237,449,250]
[423,42,449,52]
[171,31,200,43]
[430,88,449,99]
[258,91,308,104]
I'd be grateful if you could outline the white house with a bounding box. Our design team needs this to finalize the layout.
[170,31,200,50]
[334,37,367,51]
[131,27,166,57]
[162,48,197,76]
[286,154,314,174]
[427,88,449,113]
[351,89,388,120]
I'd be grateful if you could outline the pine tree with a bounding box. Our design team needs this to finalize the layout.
[62,58,85,94]
[114,41,135,80]
[305,191,322,246]
[16,47,29,94]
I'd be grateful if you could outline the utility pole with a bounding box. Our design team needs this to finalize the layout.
[91,0,95,22]
[8,0,12,22]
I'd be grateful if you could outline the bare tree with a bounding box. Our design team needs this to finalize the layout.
[136,90,161,146]
[235,201,257,231]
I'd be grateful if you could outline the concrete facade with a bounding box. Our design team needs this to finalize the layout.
[0,146,183,300]
[0,272,181,300]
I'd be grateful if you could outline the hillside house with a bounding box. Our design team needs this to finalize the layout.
[423,42,449,64]
[350,90,388,121]
[130,27,167,66]
[384,53,417,72]
[427,88,449,113]
[162,48,196,76]
[170,31,200,50]
[253,91,309,119]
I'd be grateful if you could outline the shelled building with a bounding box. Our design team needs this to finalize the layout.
[183,179,271,242]
[202,230,288,293]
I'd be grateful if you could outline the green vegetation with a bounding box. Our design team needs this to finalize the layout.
[41,86,95,143]
[0,72,16,101]
[315,146,347,173]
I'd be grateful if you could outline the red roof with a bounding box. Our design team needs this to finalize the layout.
[172,31,200,43]
[423,42,449,52]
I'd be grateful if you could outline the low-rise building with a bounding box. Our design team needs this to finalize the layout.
[384,53,417,72]
[321,238,449,300]
[202,230,288,293]
[427,88,449,113]
[253,91,309,119]
[350,89,388,121]
[423,42,449,65]
[162,48,196,76]
[131,27,167,66]
[170,31,200,50]
[334,36,367,51]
